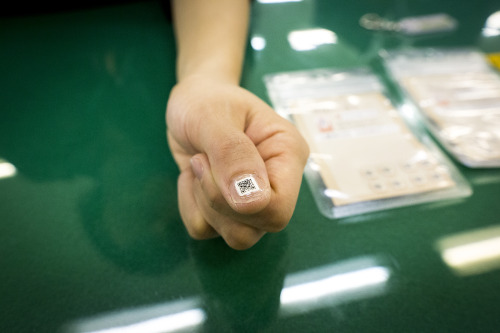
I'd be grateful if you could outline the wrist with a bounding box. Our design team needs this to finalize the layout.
[176,71,240,87]
[176,53,243,86]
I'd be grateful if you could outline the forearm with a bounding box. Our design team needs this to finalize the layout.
[171,0,250,85]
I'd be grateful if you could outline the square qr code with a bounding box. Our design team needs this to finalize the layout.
[235,176,259,196]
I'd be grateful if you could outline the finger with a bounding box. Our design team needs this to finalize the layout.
[253,124,310,232]
[260,129,309,203]
[263,152,307,229]
[198,121,272,215]
[191,169,266,250]
[177,168,218,240]
[218,220,266,251]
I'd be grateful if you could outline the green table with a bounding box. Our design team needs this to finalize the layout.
[1,1,500,332]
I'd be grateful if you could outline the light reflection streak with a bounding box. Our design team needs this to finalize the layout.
[288,28,337,51]
[437,225,500,276]
[0,160,17,179]
[279,257,391,315]
[90,309,206,333]
[65,298,205,333]
[281,266,389,305]
[443,237,500,268]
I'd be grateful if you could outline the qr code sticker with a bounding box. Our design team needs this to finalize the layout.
[235,176,259,196]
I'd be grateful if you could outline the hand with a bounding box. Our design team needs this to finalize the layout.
[166,76,309,250]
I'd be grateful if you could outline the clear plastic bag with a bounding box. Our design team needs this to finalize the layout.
[381,47,500,168]
[265,67,471,218]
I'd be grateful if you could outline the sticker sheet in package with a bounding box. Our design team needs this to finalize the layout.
[265,68,471,218]
[381,47,500,168]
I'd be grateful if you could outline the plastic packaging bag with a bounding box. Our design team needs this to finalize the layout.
[265,67,471,218]
[381,47,500,168]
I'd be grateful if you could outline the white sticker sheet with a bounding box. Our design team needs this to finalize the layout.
[291,92,455,206]
[401,72,500,165]
[383,48,500,167]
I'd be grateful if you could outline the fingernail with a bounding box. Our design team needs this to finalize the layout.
[190,156,204,180]
[230,173,268,204]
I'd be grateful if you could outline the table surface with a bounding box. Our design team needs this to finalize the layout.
[1,1,500,332]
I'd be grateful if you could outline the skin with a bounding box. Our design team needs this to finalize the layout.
[166,0,309,250]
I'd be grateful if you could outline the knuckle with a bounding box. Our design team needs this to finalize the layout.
[266,213,290,233]
[211,135,256,163]
[224,228,263,250]
[186,218,214,240]
[258,201,294,233]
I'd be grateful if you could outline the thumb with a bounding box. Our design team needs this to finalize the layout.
[201,127,271,215]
